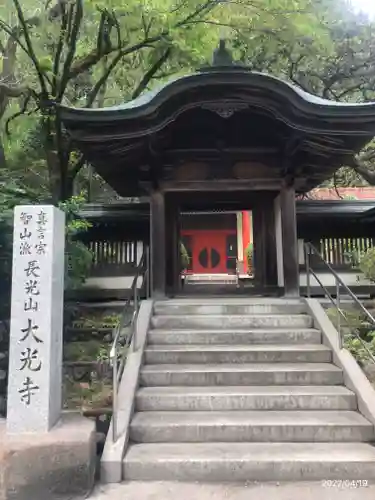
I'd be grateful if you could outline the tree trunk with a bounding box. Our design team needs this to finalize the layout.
[351,156,375,185]
[46,149,75,203]
[0,136,8,170]
[62,175,75,202]
[44,116,76,203]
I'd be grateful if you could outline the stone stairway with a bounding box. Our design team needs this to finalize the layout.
[123,298,375,482]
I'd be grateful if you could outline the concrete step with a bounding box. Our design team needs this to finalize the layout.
[148,328,322,345]
[187,274,238,279]
[144,344,332,364]
[185,278,238,285]
[130,410,374,443]
[153,301,307,316]
[123,442,375,481]
[140,363,343,386]
[155,298,304,305]
[151,314,313,330]
[136,386,357,411]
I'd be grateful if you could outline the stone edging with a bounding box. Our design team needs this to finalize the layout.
[305,298,375,428]
[100,299,154,483]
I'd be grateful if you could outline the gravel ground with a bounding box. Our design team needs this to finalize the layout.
[78,480,375,500]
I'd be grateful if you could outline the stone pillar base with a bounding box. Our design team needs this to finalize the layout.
[0,413,96,500]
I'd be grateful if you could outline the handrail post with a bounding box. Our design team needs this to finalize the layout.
[112,341,118,442]
[336,278,342,349]
[144,247,148,299]
[305,243,311,298]
[133,282,138,353]
[146,245,150,298]
[110,248,149,444]
[303,242,375,366]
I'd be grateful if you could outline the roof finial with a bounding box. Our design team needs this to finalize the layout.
[212,38,233,66]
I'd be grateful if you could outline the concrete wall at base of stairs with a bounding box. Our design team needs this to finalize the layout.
[305,298,375,429]
[100,299,154,484]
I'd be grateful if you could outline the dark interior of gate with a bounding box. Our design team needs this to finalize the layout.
[60,43,375,298]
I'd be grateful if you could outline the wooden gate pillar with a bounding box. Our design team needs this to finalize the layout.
[280,186,300,296]
[252,201,278,290]
[252,207,266,287]
[150,189,166,297]
[165,194,181,295]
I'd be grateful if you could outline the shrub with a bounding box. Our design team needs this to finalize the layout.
[357,247,375,283]
[344,332,375,367]
[245,243,253,274]
[59,195,93,290]
[180,242,190,271]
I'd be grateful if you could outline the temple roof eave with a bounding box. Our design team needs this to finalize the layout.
[58,67,375,197]
[59,69,375,130]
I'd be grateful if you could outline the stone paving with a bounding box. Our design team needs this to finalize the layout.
[77,480,375,500]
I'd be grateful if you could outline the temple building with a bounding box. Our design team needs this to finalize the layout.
[60,41,375,298]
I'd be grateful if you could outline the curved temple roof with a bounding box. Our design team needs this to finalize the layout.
[59,55,375,196]
[60,68,375,128]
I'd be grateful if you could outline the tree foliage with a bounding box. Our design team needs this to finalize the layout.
[0,0,221,201]
[1,0,344,202]
[233,0,375,187]
[357,248,375,284]
[1,2,375,196]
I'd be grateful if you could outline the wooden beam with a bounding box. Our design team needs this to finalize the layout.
[159,180,283,192]
[164,147,280,157]
[150,189,166,297]
[280,186,300,296]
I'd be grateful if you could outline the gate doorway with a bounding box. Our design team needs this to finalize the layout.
[182,230,237,274]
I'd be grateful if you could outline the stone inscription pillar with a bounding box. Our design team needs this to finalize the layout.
[7,205,65,434]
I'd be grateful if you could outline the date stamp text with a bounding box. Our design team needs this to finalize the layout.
[322,480,369,489]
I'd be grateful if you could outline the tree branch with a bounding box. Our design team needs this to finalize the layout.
[57,0,83,99]
[0,82,29,98]
[52,2,68,96]
[5,92,37,135]
[132,47,172,99]
[85,50,125,108]
[0,135,7,170]
[12,0,48,97]
[68,0,218,80]
[349,156,375,185]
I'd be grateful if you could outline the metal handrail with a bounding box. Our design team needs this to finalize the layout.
[110,247,149,442]
[304,242,375,364]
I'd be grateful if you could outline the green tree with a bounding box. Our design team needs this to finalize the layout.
[233,0,375,188]
[3,0,375,196]
[0,0,220,201]
[1,0,329,201]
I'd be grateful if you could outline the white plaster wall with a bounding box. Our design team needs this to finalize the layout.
[298,239,305,265]
[84,272,370,291]
[84,240,145,290]
[136,241,144,266]
[297,238,372,288]
[84,276,143,290]
[300,271,370,288]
